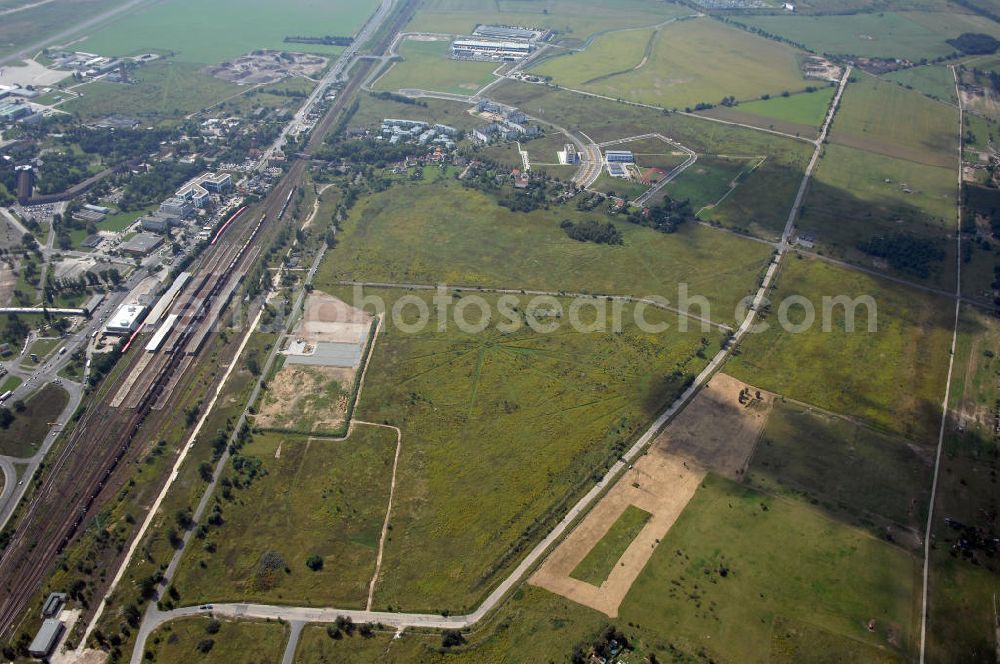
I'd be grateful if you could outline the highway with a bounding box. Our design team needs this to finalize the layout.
[130,61,856,664]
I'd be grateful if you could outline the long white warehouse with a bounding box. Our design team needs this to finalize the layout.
[145,314,179,352]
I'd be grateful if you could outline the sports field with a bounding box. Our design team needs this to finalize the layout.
[172,428,396,606]
[314,178,773,323]
[726,256,954,442]
[374,38,497,95]
[77,0,378,63]
[737,10,1000,60]
[831,72,958,168]
[335,288,720,611]
[531,18,811,110]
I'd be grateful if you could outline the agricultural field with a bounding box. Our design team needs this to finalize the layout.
[736,10,1000,60]
[489,78,814,159]
[700,157,806,240]
[144,617,287,664]
[700,85,835,137]
[172,427,397,607]
[797,143,958,286]
[314,178,774,324]
[320,474,918,662]
[77,0,378,63]
[726,255,954,442]
[374,38,498,95]
[62,62,241,123]
[0,383,69,457]
[831,72,958,168]
[884,64,958,105]
[663,155,760,212]
[748,400,932,539]
[403,0,690,45]
[925,307,1000,661]
[531,18,812,110]
[332,287,721,611]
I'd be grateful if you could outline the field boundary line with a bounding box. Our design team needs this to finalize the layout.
[918,64,964,664]
[333,280,735,331]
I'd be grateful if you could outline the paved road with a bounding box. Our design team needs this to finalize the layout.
[281,621,305,664]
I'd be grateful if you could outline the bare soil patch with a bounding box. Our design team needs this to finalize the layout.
[295,290,372,344]
[256,364,353,432]
[530,373,771,616]
[650,372,773,478]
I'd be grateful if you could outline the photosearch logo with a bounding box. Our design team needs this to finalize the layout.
[350,285,878,336]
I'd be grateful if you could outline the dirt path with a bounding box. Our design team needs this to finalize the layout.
[360,420,403,611]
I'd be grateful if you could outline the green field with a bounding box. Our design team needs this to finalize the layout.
[404,0,690,45]
[531,18,811,110]
[145,617,287,664]
[173,428,396,606]
[701,157,805,240]
[62,62,241,122]
[314,474,918,661]
[78,0,378,63]
[0,374,22,394]
[797,143,957,286]
[884,65,958,105]
[737,10,1000,60]
[925,312,1000,662]
[0,383,68,457]
[730,86,836,128]
[663,155,758,211]
[350,92,481,133]
[831,72,958,168]
[749,401,931,535]
[69,209,144,249]
[315,178,773,324]
[569,505,651,586]
[726,256,953,442]
[333,288,719,611]
[374,38,498,95]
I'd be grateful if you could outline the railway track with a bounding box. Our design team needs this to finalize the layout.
[0,0,417,641]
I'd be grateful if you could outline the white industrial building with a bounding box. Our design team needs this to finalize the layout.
[451,38,534,61]
[105,304,146,335]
